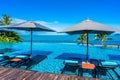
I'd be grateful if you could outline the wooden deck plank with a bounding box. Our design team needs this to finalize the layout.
[0,67,100,80]
[25,72,42,80]
[2,69,23,80]
[48,74,59,80]
[35,73,46,80]
[15,70,36,80]
[0,67,9,74]
[0,68,15,78]
[39,73,50,80]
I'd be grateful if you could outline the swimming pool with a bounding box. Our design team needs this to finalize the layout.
[0,42,120,79]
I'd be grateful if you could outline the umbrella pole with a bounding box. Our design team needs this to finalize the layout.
[30,28,32,58]
[86,32,89,62]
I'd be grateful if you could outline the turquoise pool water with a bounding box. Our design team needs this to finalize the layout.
[0,42,120,79]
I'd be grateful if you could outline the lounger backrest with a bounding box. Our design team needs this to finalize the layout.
[69,57,82,63]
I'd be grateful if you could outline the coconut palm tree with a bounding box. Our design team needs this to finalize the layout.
[94,34,107,47]
[0,32,23,42]
[0,14,12,25]
[76,33,87,45]
[0,14,23,42]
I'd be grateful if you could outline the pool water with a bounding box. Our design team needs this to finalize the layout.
[0,42,120,79]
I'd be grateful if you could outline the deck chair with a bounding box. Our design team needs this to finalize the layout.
[0,55,12,61]
[0,56,14,66]
[3,54,31,67]
[0,56,10,61]
[94,59,119,78]
[99,61,120,79]
[12,55,47,69]
[61,57,82,76]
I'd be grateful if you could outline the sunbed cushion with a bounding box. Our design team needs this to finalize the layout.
[64,60,78,64]
[0,54,3,57]
[101,61,118,66]
[15,55,29,59]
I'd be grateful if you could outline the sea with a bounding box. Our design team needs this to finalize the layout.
[20,34,120,43]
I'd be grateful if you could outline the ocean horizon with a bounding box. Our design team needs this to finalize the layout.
[20,35,79,43]
[20,34,120,43]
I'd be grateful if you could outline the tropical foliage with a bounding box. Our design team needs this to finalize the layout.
[0,14,12,25]
[76,33,108,47]
[94,34,107,47]
[0,14,23,42]
[0,32,23,42]
[75,34,87,45]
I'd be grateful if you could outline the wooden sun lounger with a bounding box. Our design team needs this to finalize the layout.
[61,57,82,76]
[0,56,12,64]
[2,54,30,67]
[2,54,47,69]
[0,56,10,62]
[11,54,47,69]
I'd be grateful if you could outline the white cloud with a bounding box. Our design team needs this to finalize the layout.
[35,20,73,35]
[36,20,74,32]
[11,18,74,35]
[106,23,120,29]
[11,18,27,23]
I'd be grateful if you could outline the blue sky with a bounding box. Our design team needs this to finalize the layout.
[0,0,120,34]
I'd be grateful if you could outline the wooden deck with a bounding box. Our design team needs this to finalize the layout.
[0,67,100,80]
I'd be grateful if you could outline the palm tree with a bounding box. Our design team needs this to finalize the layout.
[94,34,107,47]
[0,14,23,42]
[76,34,87,45]
[0,32,23,42]
[0,14,12,25]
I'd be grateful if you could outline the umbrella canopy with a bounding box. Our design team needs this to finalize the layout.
[60,19,120,34]
[7,21,55,31]
[0,21,55,58]
[59,19,120,62]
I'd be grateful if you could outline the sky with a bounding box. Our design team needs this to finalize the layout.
[0,0,120,35]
